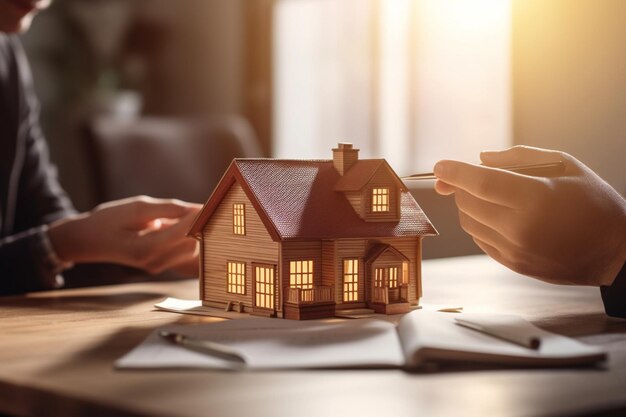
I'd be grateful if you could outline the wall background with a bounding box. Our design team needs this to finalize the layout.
[513,0,626,195]
[19,0,626,259]
[22,0,246,210]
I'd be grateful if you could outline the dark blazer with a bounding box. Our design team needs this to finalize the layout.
[0,34,76,295]
[0,35,146,295]
[601,261,626,319]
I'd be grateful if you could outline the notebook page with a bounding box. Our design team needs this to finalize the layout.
[117,317,405,370]
[397,311,606,367]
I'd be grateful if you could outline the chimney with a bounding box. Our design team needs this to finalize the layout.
[332,142,359,175]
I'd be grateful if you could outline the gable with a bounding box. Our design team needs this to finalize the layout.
[338,162,404,222]
[334,160,407,192]
[189,159,437,241]
[365,243,410,265]
[188,161,281,240]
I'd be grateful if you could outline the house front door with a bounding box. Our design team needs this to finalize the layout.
[254,264,276,311]
[373,266,400,303]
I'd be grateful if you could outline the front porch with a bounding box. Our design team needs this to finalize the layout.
[368,284,411,314]
[283,286,335,320]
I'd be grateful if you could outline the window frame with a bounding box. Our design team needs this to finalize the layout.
[342,258,360,302]
[289,260,314,289]
[254,263,276,310]
[233,203,246,235]
[371,187,390,213]
[226,261,246,295]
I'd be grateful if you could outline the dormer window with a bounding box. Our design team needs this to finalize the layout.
[233,203,246,235]
[371,188,390,212]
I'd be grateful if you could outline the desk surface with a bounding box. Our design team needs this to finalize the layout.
[1,255,625,417]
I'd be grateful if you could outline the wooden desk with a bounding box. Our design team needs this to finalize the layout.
[1,255,625,417]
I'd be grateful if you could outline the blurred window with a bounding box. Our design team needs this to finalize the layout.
[272,0,512,173]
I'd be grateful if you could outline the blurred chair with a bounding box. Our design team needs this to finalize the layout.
[85,115,263,204]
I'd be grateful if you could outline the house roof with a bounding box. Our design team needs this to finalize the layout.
[188,158,437,241]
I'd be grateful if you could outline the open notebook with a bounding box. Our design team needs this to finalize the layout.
[116,311,607,370]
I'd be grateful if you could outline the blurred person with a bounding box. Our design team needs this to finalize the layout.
[0,0,200,295]
[434,145,626,318]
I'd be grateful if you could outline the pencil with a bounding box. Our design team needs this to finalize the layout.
[454,318,541,350]
[159,330,246,364]
[401,161,565,181]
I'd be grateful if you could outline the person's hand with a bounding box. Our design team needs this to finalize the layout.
[48,196,202,276]
[434,145,626,287]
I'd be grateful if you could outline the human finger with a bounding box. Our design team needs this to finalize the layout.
[480,145,563,167]
[472,236,504,265]
[131,210,198,261]
[434,180,455,195]
[151,209,198,241]
[434,160,540,207]
[458,211,514,253]
[127,197,201,229]
[143,238,198,275]
[453,189,515,235]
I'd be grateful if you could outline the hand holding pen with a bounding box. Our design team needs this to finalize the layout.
[429,145,626,288]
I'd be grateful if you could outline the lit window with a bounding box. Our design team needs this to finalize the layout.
[388,267,399,288]
[371,188,390,212]
[343,259,359,302]
[255,265,275,309]
[374,267,399,288]
[402,262,409,285]
[289,260,313,289]
[374,268,384,287]
[233,203,245,235]
[227,261,246,294]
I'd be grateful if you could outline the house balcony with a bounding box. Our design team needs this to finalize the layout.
[285,286,334,304]
[370,284,410,314]
[284,286,335,320]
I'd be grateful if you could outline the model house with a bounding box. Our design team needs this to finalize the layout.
[188,143,437,319]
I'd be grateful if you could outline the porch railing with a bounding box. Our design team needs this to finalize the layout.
[285,286,334,304]
[372,284,409,304]
[372,287,389,304]
[400,284,409,301]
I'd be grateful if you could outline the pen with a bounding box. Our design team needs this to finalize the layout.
[159,330,247,364]
[454,318,541,350]
[401,161,565,181]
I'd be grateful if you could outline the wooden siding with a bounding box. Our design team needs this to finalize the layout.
[416,237,423,300]
[373,237,421,305]
[362,166,401,222]
[328,237,422,307]
[280,241,323,307]
[334,239,368,306]
[201,182,279,310]
[344,191,363,218]
[321,240,336,289]
[199,238,205,300]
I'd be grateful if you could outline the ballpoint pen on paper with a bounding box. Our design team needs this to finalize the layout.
[454,318,541,350]
[159,330,247,364]
[401,161,566,181]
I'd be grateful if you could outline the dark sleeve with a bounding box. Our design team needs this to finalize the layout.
[601,260,626,319]
[0,36,75,295]
[0,226,64,295]
[0,37,176,295]
[11,37,75,229]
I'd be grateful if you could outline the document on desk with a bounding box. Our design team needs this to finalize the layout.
[115,311,607,370]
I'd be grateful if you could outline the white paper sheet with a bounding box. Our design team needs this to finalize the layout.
[116,317,405,370]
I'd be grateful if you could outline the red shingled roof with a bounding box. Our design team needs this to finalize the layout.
[189,159,437,240]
